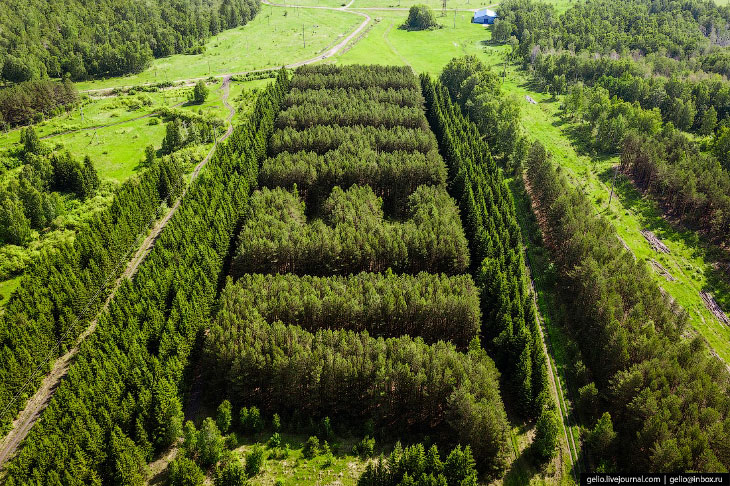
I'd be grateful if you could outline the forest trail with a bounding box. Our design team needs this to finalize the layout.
[522,174,581,481]
[0,77,236,470]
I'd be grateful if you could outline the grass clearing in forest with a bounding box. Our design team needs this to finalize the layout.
[75,7,361,91]
[499,68,730,365]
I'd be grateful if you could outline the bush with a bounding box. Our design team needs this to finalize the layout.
[353,436,375,458]
[302,436,320,459]
[192,80,209,104]
[217,400,233,434]
[403,5,440,31]
[240,406,264,434]
[245,445,265,477]
[215,460,246,486]
[267,432,282,449]
[168,457,205,486]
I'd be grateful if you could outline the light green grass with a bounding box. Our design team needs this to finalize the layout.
[338,10,500,74]
[0,276,21,308]
[353,0,481,9]
[498,70,730,364]
[76,8,361,91]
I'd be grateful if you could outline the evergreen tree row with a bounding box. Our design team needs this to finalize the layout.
[276,102,429,130]
[269,125,438,156]
[421,75,552,419]
[291,65,418,91]
[0,155,182,435]
[3,70,290,484]
[284,86,424,109]
[217,272,481,347]
[525,141,730,472]
[0,0,260,82]
[259,145,446,212]
[0,78,78,128]
[358,443,479,486]
[203,304,510,476]
[230,184,470,277]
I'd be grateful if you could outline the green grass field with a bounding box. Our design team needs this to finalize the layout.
[76,7,361,91]
[337,10,502,73]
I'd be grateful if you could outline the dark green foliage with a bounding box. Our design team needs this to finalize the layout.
[284,86,424,108]
[245,445,265,477]
[168,457,205,486]
[260,146,446,211]
[403,5,440,31]
[217,272,480,347]
[0,78,77,128]
[533,409,559,462]
[197,418,225,467]
[303,436,320,459]
[440,57,528,170]
[3,70,289,483]
[231,184,469,276]
[277,101,428,130]
[49,151,100,199]
[240,406,265,434]
[0,153,184,432]
[215,460,246,486]
[422,75,551,419]
[358,444,478,486]
[217,400,233,434]
[203,308,510,473]
[0,0,260,81]
[161,116,218,154]
[621,130,730,245]
[270,125,438,156]
[353,436,375,458]
[192,81,210,105]
[525,140,730,472]
[290,65,418,90]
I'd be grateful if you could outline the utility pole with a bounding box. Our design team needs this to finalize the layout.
[608,164,618,206]
[453,9,456,28]
[302,24,306,48]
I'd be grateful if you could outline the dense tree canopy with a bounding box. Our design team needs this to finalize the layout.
[217,272,481,347]
[3,69,290,483]
[525,141,730,472]
[0,0,260,81]
[230,184,470,276]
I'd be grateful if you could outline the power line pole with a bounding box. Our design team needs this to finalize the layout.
[302,24,306,48]
[453,9,456,28]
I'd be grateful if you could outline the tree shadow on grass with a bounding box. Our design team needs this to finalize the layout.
[594,165,730,309]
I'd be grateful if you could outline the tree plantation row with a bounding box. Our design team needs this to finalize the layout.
[283,86,425,109]
[230,184,470,277]
[214,271,482,349]
[0,154,183,435]
[524,142,730,472]
[204,282,509,473]
[259,146,446,211]
[3,70,289,484]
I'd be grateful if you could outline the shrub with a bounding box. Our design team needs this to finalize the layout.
[245,445,265,477]
[168,457,205,486]
[303,436,320,459]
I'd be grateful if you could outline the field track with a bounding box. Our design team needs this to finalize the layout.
[0,77,236,470]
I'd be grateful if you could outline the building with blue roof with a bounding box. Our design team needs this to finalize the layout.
[472,8,498,25]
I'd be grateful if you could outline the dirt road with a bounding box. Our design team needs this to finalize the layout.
[0,77,236,470]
